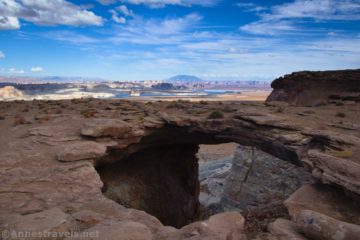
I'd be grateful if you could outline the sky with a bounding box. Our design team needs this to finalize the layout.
[0,0,359,81]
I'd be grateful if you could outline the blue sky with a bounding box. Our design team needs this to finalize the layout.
[0,0,359,81]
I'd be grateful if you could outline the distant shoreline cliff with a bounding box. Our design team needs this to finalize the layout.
[266,69,360,106]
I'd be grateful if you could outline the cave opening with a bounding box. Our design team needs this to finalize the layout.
[95,131,313,229]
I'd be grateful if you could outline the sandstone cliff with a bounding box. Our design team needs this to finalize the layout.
[0,86,24,100]
[266,69,360,106]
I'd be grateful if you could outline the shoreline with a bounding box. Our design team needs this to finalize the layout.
[0,90,272,102]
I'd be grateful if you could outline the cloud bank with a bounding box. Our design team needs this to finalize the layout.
[0,0,103,30]
[240,0,360,35]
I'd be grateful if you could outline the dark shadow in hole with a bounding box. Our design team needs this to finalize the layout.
[96,144,200,228]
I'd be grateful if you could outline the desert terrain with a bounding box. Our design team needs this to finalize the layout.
[0,70,359,240]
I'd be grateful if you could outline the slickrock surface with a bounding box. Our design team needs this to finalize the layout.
[0,95,359,239]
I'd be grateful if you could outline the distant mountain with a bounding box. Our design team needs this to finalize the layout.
[42,76,106,83]
[165,75,203,82]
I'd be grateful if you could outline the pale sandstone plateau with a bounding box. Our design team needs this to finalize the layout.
[0,69,359,240]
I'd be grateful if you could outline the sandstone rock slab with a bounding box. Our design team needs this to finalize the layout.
[81,119,131,138]
[284,184,360,224]
[268,218,307,240]
[308,150,360,195]
[1,208,71,240]
[297,210,360,240]
[57,141,107,162]
[65,220,153,240]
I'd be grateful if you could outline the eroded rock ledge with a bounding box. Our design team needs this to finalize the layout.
[0,92,359,239]
[266,69,360,106]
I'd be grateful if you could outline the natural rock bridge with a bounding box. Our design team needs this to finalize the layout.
[0,96,359,239]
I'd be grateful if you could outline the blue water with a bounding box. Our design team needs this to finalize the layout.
[114,90,240,99]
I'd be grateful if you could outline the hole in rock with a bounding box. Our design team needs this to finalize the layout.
[96,144,200,228]
[96,141,314,230]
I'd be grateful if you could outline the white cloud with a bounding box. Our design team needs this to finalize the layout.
[43,30,99,44]
[31,66,43,72]
[0,0,103,30]
[0,51,5,59]
[96,0,117,5]
[109,5,134,24]
[45,12,202,46]
[236,2,267,12]
[37,6,359,80]
[110,32,360,80]
[268,0,360,21]
[121,0,217,8]
[109,13,203,44]
[9,68,24,74]
[301,36,360,53]
[240,20,296,35]
[116,5,134,16]
[240,0,360,35]
[110,9,126,24]
[0,16,20,30]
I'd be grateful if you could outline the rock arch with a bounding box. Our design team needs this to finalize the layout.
[1,98,359,239]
